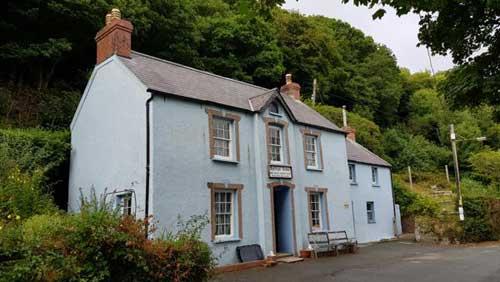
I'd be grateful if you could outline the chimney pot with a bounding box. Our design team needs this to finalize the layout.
[111,8,121,20]
[280,73,301,100]
[95,9,133,64]
[105,13,112,25]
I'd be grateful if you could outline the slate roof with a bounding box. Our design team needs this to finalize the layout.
[119,51,343,133]
[346,139,391,167]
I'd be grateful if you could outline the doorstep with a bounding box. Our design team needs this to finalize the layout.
[215,260,266,274]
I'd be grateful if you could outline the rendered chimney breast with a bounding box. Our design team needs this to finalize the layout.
[95,8,134,64]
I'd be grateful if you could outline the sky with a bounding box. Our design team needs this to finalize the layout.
[283,0,455,73]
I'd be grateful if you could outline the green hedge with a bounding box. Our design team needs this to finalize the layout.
[0,128,70,209]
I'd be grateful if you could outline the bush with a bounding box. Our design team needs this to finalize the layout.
[393,180,440,217]
[0,128,70,209]
[0,198,215,282]
[0,166,58,227]
[460,197,498,242]
[416,214,462,243]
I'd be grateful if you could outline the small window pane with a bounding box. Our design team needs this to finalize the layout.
[269,126,283,163]
[309,193,322,230]
[367,201,375,223]
[305,135,318,168]
[214,191,233,236]
[117,193,133,216]
[269,102,279,114]
[371,167,378,185]
[213,118,232,158]
[349,164,356,182]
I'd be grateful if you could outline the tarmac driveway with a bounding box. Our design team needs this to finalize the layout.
[214,240,500,282]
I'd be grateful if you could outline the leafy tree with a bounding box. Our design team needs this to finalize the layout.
[469,150,500,186]
[382,128,450,171]
[407,88,445,142]
[311,103,384,155]
[340,0,500,69]
[196,13,285,87]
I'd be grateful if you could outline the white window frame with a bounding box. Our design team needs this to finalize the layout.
[349,164,357,184]
[269,125,284,164]
[367,201,376,224]
[116,192,133,216]
[371,166,379,186]
[212,117,233,161]
[309,192,323,231]
[214,190,235,239]
[305,135,319,169]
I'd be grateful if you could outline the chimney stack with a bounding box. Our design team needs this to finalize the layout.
[95,8,133,64]
[280,74,301,100]
[342,105,356,142]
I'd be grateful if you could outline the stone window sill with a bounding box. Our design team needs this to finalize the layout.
[212,157,239,164]
[213,237,241,244]
[306,167,323,172]
[350,182,358,186]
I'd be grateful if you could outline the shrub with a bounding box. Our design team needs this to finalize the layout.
[0,200,215,282]
[0,128,70,209]
[0,166,59,228]
[460,197,498,242]
[416,214,462,243]
[393,180,440,217]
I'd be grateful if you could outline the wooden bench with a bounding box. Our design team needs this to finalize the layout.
[327,231,358,254]
[307,232,333,258]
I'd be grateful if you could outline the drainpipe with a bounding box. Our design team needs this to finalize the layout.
[253,113,267,252]
[390,169,398,237]
[145,92,153,236]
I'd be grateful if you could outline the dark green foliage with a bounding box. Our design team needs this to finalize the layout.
[461,197,498,243]
[309,103,383,155]
[0,129,70,210]
[381,128,450,171]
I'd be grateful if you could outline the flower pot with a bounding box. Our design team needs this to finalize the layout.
[300,249,312,258]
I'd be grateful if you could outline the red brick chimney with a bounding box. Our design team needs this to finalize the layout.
[280,74,301,100]
[341,106,356,142]
[95,8,133,64]
[344,126,356,142]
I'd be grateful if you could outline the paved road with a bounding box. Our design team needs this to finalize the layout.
[214,240,500,282]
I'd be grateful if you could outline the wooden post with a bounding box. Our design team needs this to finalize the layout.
[312,78,317,105]
[408,166,413,189]
[445,165,450,183]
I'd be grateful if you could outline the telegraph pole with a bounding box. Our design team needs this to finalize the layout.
[445,165,450,183]
[312,78,317,105]
[450,124,464,221]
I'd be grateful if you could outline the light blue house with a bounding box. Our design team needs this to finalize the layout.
[69,10,397,266]
[345,130,396,243]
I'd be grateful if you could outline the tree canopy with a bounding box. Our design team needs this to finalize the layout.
[0,0,498,177]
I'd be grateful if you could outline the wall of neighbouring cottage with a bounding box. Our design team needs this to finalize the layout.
[349,163,395,243]
[150,97,354,265]
[68,56,148,217]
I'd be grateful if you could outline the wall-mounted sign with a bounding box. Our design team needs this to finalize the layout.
[268,165,293,179]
